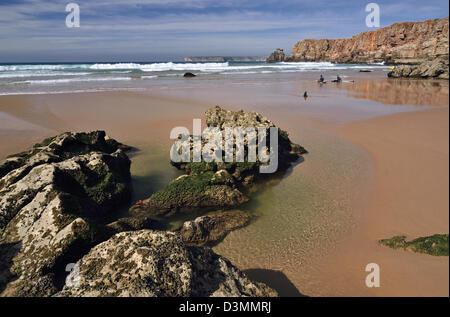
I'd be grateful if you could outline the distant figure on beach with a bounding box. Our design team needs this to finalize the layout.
[303,91,308,100]
[332,75,342,83]
[318,74,325,83]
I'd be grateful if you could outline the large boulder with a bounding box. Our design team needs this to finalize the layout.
[0,131,132,296]
[130,106,307,217]
[57,230,278,297]
[388,57,449,79]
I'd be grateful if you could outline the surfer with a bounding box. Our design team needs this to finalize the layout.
[332,75,342,83]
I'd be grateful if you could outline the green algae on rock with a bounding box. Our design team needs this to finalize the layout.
[379,234,449,256]
[57,230,277,297]
[130,106,307,217]
[0,131,132,296]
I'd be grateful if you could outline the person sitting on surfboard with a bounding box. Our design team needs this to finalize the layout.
[318,74,325,83]
[332,75,342,83]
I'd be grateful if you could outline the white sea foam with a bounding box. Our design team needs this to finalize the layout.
[1,62,390,75]
[0,72,90,78]
[11,77,132,85]
[0,64,90,71]
[89,62,230,72]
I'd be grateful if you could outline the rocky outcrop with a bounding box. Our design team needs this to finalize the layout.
[130,106,307,217]
[183,72,197,78]
[0,131,278,298]
[179,210,251,246]
[267,48,286,63]
[288,17,448,64]
[388,57,449,79]
[57,230,278,297]
[0,131,132,296]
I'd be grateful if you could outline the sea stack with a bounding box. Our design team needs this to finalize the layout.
[267,48,286,63]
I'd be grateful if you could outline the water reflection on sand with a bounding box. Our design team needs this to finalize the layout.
[340,78,449,107]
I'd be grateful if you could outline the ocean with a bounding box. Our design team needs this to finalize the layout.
[0,61,390,95]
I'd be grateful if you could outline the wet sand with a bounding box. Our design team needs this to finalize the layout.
[0,75,448,297]
[335,108,449,296]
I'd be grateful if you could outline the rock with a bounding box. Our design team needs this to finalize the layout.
[379,234,449,256]
[183,72,196,78]
[0,131,132,296]
[130,171,249,216]
[130,106,307,217]
[106,215,160,233]
[280,17,448,64]
[388,57,449,79]
[267,48,286,63]
[56,230,278,297]
[179,210,252,246]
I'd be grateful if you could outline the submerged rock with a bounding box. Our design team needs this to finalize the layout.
[388,57,449,79]
[0,131,132,296]
[179,210,252,246]
[106,215,159,233]
[130,106,307,217]
[57,230,278,297]
[379,234,449,256]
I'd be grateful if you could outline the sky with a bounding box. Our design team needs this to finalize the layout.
[0,0,448,62]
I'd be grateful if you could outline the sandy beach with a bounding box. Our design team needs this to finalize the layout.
[0,74,448,297]
[313,107,449,296]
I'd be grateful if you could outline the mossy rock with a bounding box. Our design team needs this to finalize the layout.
[0,131,134,296]
[379,234,449,256]
[131,171,248,216]
[132,106,307,217]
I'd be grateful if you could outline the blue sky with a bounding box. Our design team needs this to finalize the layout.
[0,0,448,62]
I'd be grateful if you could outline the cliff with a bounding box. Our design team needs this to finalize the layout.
[271,17,449,64]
